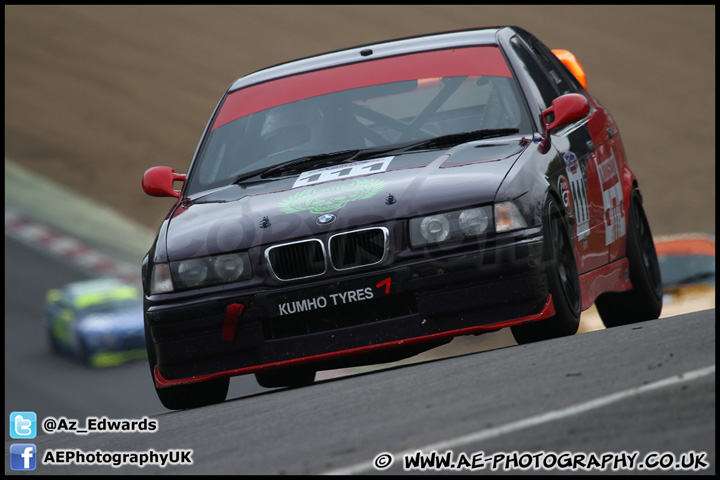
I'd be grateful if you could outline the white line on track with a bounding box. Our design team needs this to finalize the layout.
[324,364,716,475]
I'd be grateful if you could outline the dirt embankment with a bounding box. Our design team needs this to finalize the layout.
[5,5,715,236]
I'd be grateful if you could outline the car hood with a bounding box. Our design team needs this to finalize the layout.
[77,305,145,336]
[162,139,527,260]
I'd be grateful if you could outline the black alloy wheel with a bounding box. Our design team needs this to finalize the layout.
[511,197,581,344]
[595,190,662,327]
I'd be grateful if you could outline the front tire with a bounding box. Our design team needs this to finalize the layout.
[255,367,316,389]
[511,197,581,344]
[78,338,92,366]
[155,377,230,410]
[47,328,61,354]
[595,190,662,327]
[145,324,229,410]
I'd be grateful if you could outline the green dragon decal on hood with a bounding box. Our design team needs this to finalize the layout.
[279,178,386,215]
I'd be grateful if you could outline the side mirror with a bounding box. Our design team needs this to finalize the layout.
[542,93,590,132]
[142,166,186,198]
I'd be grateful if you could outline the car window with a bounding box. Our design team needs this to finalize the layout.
[185,46,534,195]
[510,35,560,110]
[69,285,141,311]
[526,35,582,97]
[509,33,586,112]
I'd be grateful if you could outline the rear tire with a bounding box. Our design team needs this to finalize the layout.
[595,190,662,327]
[511,197,581,344]
[255,368,316,389]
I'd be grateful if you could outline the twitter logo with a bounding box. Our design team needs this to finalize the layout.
[10,412,37,439]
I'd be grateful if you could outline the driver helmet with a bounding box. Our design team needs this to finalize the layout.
[260,100,327,157]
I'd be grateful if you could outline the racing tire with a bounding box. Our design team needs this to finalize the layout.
[511,197,581,344]
[595,190,662,327]
[255,368,316,389]
[78,340,92,367]
[47,329,61,354]
[144,325,229,410]
[155,377,230,411]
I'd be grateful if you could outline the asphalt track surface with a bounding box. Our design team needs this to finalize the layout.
[4,234,716,475]
[4,5,716,475]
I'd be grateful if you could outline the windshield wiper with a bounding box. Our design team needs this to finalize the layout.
[233,149,361,184]
[232,130,519,184]
[403,128,520,152]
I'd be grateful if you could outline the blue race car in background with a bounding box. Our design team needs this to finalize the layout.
[44,278,146,367]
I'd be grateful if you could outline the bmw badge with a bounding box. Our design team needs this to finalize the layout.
[316,214,336,226]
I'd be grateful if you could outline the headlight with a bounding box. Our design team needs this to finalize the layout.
[150,252,252,293]
[459,208,491,236]
[419,215,451,243]
[177,258,208,287]
[214,254,249,282]
[410,206,492,247]
[494,201,528,232]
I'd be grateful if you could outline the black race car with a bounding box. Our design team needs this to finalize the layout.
[141,26,662,409]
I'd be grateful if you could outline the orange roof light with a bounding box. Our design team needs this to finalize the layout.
[552,49,587,90]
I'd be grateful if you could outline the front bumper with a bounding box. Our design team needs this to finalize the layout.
[146,228,551,387]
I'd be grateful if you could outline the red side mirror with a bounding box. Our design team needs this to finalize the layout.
[142,166,186,198]
[542,93,590,132]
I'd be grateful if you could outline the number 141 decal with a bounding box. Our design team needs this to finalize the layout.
[292,157,394,188]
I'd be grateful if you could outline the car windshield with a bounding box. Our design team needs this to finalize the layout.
[186,46,533,195]
[64,283,142,314]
